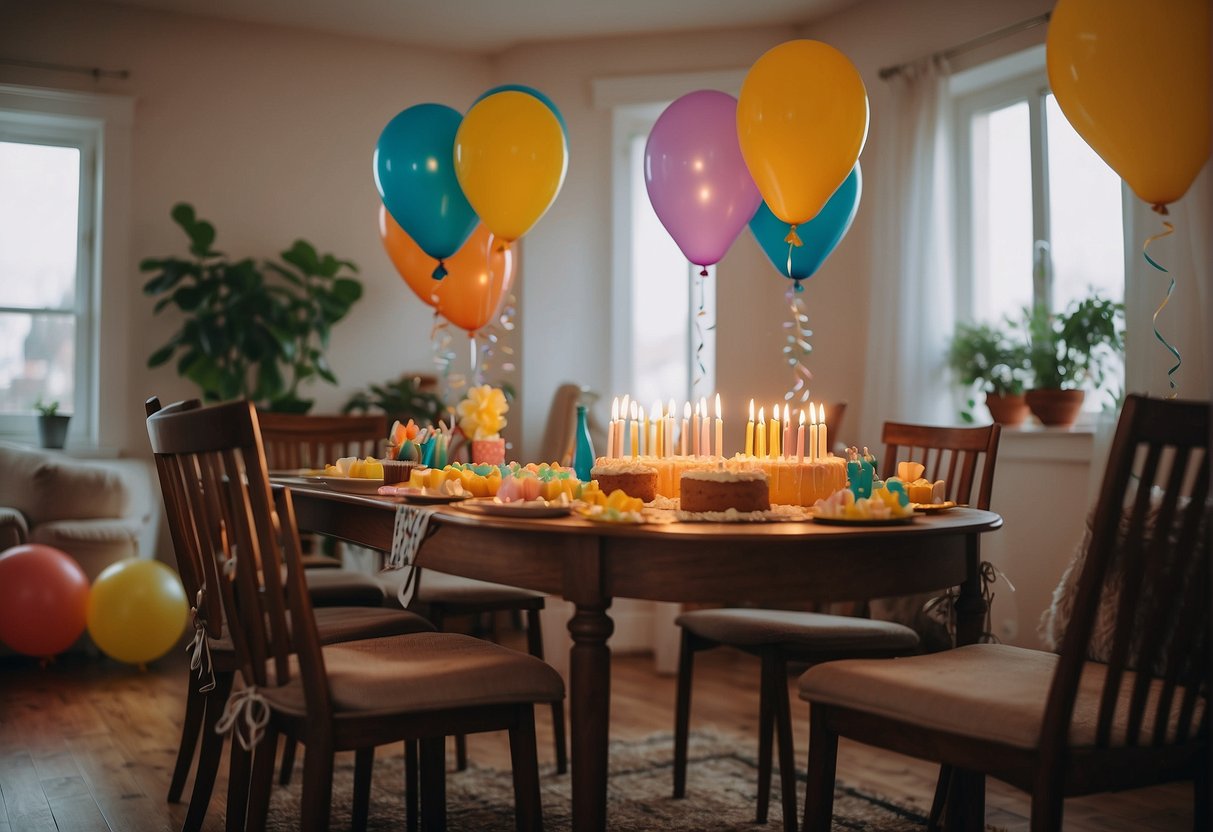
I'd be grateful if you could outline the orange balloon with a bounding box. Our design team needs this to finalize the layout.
[378,205,515,333]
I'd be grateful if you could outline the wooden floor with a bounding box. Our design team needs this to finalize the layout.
[0,634,1195,831]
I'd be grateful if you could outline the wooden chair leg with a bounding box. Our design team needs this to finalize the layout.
[927,765,951,832]
[184,671,234,832]
[770,652,799,832]
[946,770,986,831]
[245,725,280,832]
[278,734,298,786]
[525,608,567,774]
[405,740,420,832]
[1196,754,1211,832]
[803,705,838,832]
[299,735,335,832]
[1029,772,1064,832]
[508,707,543,832]
[352,747,374,832]
[420,736,447,832]
[756,651,776,825]
[454,734,468,772]
[673,628,695,799]
[169,673,207,803]
[226,739,252,832]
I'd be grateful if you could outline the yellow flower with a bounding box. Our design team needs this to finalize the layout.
[457,385,508,440]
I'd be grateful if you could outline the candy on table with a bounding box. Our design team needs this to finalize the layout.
[814,483,915,520]
[388,419,423,462]
[576,487,646,523]
[324,456,384,479]
[845,446,876,499]
[896,460,947,504]
[409,461,581,501]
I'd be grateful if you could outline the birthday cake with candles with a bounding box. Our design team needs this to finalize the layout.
[680,467,770,513]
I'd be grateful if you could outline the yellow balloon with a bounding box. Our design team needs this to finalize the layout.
[1047,0,1211,209]
[454,91,568,243]
[87,559,188,665]
[737,40,869,228]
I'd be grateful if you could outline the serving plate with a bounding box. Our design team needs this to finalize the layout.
[377,486,471,504]
[811,514,916,527]
[319,476,386,495]
[912,501,959,514]
[456,498,572,519]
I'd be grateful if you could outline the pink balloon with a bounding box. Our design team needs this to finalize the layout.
[0,544,90,657]
[645,90,761,271]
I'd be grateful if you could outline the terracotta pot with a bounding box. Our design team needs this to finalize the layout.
[1025,389,1085,427]
[984,392,1029,426]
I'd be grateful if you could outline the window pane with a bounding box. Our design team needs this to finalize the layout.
[1045,94,1124,310]
[630,133,691,407]
[0,141,80,310]
[0,311,76,414]
[970,100,1033,323]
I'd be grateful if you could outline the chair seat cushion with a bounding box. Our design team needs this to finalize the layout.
[677,608,920,654]
[798,643,1204,750]
[207,606,433,655]
[304,568,386,607]
[415,570,545,606]
[263,632,564,716]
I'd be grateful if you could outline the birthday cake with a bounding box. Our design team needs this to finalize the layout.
[680,467,770,513]
[590,460,660,502]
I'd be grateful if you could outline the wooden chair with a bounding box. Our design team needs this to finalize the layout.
[147,398,435,832]
[672,419,999,832]
[800,395,1209,832]
[147,399,563,832]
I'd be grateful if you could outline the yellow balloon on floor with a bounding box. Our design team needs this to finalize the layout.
[454,90,568,244]
[1047,0,1212,209]
[738,40,869,227]
[87,559,188,665]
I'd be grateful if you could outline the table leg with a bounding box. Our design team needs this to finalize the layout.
[568,599,614,832]
[948,534,988,828]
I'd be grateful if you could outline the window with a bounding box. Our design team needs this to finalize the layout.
[953,47,1125,406]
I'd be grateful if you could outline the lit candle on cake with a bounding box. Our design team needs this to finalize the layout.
[745,399,755,458]
[797,409,806,462]
[609,397,619,458]
[782,406,791,459]
[649,401,660,458]
[756,407,766,458]
[629,400,639,458]
[769,404,781,458]
[699,397,710,457]
[692,400,701,456]
[818,404,828,460]
[681,401,690,456]
[666,399,675,460]
[808,403,818,463]
[714,394,723,458]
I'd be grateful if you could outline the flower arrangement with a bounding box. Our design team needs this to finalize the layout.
[457,385,508,441]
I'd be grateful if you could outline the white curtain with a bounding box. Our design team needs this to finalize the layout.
[859,58,958,444]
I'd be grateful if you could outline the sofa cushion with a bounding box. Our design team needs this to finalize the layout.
[0,506,28,550]
[0,443,130,525]
[30,520,139,580]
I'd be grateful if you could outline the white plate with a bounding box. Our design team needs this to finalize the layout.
[319,476,386,495]
[456,499,572,519]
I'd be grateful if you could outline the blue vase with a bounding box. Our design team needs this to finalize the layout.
[573,405,594,481]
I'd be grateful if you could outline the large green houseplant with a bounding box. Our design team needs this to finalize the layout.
[142,204,363,412]
[1024,293,1125,426]
[947,319,1032,425]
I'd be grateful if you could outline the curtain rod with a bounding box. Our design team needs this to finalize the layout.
[878,11,1051,81]
[0,56,130,80]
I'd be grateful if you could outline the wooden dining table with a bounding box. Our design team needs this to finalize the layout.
[281,481,1002,832]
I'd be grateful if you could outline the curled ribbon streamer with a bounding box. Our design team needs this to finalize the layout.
[1142,219,1180,397]
[215,685,270,751]
[781,285,813,403]
[473,292,519,384]
[692,275,709,391]
[922,561,1014,645]
[187,606,216,694]
[430,313,465,404]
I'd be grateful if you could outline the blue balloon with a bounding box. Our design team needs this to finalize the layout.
[374,103,478,265]
[473,84,567,136]
[749,163,862,284]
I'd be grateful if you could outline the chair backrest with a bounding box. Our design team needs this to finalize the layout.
[1042,394,1209,758]
[146,399,328,707]
[880,422,1002,510]
[255,411,386,470]
[539,383,591,465]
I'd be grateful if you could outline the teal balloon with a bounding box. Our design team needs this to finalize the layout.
[474,85,567,136]
[374,104,478,262]
[749,163,862,282]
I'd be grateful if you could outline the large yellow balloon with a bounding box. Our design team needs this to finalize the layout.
[738,40,869,228]
[1047,0,1211,209]
[454,91,567,244]
[87,559,188,665]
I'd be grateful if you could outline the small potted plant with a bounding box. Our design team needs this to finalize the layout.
[947,320,1032,425]
[34,398,71,449]
[1024,293,1125,427]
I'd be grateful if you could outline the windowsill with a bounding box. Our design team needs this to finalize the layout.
[997,421,1100,463]
[0,436,121,459]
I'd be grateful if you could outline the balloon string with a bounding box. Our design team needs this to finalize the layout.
[475,292,518,385]
[781,284,813,403]
[692,275,707,392]
[1143,219,1180,397]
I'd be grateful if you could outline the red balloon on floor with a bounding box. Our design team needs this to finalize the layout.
[0,544,90,657]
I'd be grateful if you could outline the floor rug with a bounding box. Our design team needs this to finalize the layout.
[265,732,928,830]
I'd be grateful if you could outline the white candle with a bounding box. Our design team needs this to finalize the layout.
[609,397,620,458]
[818,404,828,460]
[700,397,710,458]
[647,403,658,458]
[797,409,806,462]
[782,406,791,460]
[629,400,639,458]
[714,394,723,458]
[666,399,675,460]
[808,403,819,463]
[692,401,701,456]
[680,401,690,456]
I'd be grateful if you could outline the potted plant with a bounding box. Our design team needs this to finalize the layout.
[142,203,363,412]
[947,320,1031,425]
[1024,293,1125,427]
[342,374,449,428]
[34,398,71,449]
